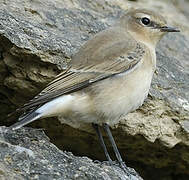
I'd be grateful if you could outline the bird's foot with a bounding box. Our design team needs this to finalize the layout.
[93,160,119,166]
[102,160,119,166]
[93,159,101,164]
[119,161,131,177]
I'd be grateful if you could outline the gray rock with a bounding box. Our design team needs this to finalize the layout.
[0,0,189,179]
[0,126,142,180]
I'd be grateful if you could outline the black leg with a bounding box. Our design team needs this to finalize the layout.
[103,123,128,172]
[92,123,113,164]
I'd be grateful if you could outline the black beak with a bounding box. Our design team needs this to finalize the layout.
[160,26,180,32]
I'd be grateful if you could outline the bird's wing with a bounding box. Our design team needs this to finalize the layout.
[19,29,145,112]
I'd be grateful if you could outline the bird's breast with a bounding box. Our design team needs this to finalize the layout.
[58,50,156,127]
[90,57,155,125]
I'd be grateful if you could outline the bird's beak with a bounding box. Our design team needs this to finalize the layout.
[160,26,180,32]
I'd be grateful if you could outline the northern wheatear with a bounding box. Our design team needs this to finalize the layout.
[10,9,179,172]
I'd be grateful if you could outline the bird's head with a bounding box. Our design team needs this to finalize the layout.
[120,9,180,47]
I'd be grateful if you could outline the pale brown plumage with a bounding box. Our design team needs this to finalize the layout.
[21,28,145,112]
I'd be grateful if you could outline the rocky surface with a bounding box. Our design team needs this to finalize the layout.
[0,126,143,180]
[0,0,188,179]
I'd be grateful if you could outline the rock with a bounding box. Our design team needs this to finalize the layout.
[0,0,188,179]
[0,126,143,180]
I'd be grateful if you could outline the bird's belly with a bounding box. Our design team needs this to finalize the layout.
[58,67,153,127]
[91,69,153,125]
[57,93,99,128]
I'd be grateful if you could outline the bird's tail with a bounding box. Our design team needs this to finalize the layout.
[9,112,42,130]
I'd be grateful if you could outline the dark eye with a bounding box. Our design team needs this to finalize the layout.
[141,17,151,26]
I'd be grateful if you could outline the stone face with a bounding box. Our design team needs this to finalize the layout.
[0,126,142,180]
[0,0,189,179]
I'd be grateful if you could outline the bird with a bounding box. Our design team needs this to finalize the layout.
[10,8,179,173]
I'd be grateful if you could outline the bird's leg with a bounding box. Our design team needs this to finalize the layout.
[103,123,129,173]
[92,123,113,165]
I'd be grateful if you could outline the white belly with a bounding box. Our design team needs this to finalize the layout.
[89,67,153,125]
[60,64,153,127]
[38,58,154,128]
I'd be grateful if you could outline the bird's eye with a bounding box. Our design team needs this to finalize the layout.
[141,17,151,26]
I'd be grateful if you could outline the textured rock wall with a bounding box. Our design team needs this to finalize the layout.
[0,127,143,180]
[0,0,189,179]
